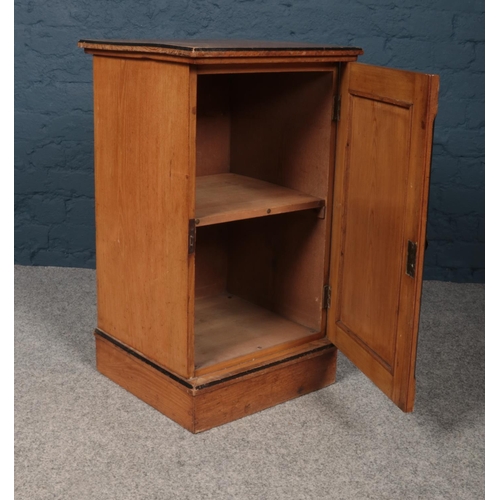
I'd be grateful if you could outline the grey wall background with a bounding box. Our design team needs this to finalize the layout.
[14,0,485,282]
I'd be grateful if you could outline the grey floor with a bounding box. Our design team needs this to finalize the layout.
[15,266,484,500]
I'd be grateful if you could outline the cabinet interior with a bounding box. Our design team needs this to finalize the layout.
[194,71,334,373]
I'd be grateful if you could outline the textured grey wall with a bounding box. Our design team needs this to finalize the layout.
[14,0,484,282]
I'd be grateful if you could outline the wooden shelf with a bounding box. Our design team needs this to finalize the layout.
[195,173,324,227]
[195,294,319,372]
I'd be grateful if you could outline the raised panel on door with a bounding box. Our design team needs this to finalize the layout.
[328,62,439,411]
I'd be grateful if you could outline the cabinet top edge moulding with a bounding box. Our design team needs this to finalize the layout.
[77,39,364,68]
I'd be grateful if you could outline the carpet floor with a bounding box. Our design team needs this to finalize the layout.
[14,266,484,499]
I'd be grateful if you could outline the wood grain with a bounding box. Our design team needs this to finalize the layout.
[192,56,359,67]
[229,71,333,199]
[192,338,333,386]
[328,62,439,411]
[193,343,337,432]
[194,211,328,348]
[220,71,335,334]
[227,212,327,333]
[194,224,229,299]
[82,50,360,68]
[340,96,411,367]
[195,293,318,371]
[186,66,198,378]
[195,173,324,226]
[95,332,336,433]
[93,56,194,378]
[196,75,231,176]
[196,62,341,74]
[95,334,195,432]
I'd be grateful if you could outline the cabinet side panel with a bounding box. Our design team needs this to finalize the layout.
[93,56,193,378]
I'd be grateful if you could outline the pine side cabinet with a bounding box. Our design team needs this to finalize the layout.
[78,39,439,433]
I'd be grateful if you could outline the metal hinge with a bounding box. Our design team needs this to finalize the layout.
[332,95,341,122]
[323,285,332,309]
[406,240,417,278]
[188,219,196,254]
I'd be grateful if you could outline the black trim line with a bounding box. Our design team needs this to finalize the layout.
[196,344,333,389]
[95,329,193,389]
[95,328,334,391]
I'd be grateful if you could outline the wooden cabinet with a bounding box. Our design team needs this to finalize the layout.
[78,39,439,432]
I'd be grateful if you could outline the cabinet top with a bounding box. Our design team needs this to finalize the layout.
[78,39,363,60]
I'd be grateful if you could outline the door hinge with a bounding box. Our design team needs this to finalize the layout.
[406,240,417,278]
[332,95,341,122]
[188,219,196,254]
[323,285,332,309]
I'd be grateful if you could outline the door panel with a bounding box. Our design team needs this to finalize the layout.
[328,63,439,411]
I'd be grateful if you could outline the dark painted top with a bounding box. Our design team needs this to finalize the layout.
[78,39,363,60]
[79,39,362,53]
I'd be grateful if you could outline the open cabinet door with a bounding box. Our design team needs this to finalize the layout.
[328,62,439,412]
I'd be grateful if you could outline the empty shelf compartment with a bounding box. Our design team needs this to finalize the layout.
[195,293,319,371]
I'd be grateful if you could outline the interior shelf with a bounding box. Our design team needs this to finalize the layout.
[195,173,325,227]
[195,293,319,371]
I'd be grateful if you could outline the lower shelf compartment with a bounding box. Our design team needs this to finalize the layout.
[195,293,319,372]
